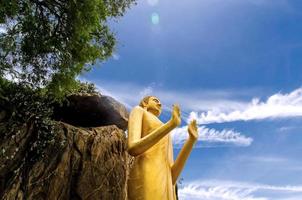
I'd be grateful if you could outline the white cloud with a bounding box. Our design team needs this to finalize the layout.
[190,87,302,124]
[178,180,302,200]
[112,53,120,60]
[172,126,253,148]
[277,126,297,132]
[139,86,154,98]
[244,156,287,163]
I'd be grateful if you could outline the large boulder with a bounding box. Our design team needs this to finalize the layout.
[53,95,129,131]
[0,122,130,200]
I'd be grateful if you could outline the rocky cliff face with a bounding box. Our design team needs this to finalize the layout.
[0,95,130,200]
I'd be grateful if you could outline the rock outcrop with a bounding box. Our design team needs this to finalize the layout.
[1,122,129,200]
[53,95,129,131]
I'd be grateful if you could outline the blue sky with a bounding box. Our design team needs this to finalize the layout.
[81,0,302,199]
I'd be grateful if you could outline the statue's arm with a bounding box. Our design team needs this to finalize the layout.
[127,106,178,156]
[171,120,198,185]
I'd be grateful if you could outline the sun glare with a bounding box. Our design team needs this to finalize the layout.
[151,13,160,25]
[147,0,159,6]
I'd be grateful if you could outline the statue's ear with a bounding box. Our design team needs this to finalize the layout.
[141,100,148,108]
[140,96,151,108]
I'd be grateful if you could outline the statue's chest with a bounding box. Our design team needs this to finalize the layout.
[142,112,164,137]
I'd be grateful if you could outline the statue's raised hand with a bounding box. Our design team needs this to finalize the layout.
[171,104,181,127]
[188,120,198,141]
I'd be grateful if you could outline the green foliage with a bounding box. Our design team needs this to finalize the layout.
[0,0,136,92]
[46,79,100,101]
[0,77,57,162]
[67,80,99,96]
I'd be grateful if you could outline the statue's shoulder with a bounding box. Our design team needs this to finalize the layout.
[130,106,145,115]
[129,106,145,120]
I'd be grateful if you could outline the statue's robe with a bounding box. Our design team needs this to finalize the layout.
[128,108,176,200]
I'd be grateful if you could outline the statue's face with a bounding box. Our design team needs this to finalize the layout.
[146,96,162,117]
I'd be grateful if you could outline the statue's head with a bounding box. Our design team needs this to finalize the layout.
[139,96,162,116]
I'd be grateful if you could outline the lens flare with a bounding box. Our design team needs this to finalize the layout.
[151,13,160,25]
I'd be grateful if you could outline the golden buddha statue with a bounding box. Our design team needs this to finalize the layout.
[127,96,198,200]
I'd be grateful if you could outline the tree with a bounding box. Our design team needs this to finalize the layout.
[0,0,136,93]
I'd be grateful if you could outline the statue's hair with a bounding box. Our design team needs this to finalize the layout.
[139,96,153,107]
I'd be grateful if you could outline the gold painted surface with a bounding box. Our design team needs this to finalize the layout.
[127,96,198,200]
